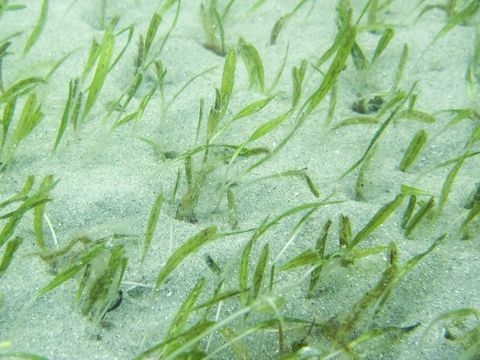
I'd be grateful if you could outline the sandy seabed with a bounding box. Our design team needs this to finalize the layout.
[0,0,479,359]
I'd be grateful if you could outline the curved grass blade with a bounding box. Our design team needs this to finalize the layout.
[376,91,406,119]
[355,143,377,201]
[175,143,268,162]
[238,37,264,93]
[0,352,49,360]
[113,83,157,129]
[53,79,78,152]
[338,85,414,180]
[264,201,343,236]
[416,4,446,22]
[348,324,420,355]
[226,187,237,228]
[0,175,34,210]
[396,110,435,123]
[36,243,106,298]
[81,38,100,81]
[220,48,236,117]
[206,88,221,143]
[399,129,427,172]
[45,49,76,82]
[291,60,307,108]
[109,24,134,71]
[12,93,42,143]
[219,326,251,360]
[432,0,480,44]
[308,219,331,294]
[170,168,181,203]
[23,0,48,55]
[1,97,16,147]
[304,25,356,115]
[438,125,480,212]
[98,0,107,29]
[70,91,83,130]
[404,197,434,237]
[194,289,242,311]
[200,3,223,56]
[135,35,145,71]
[279,249,323,272]
[155,226,217,289]
[0,236,22,276]
[195,98,204,145]
[315,8,352,67]
[113,72,143,115]
[344,245,388,265]
[339,213,352,248]
[250,0,267,12]
[204,253,222,276]
[205,321,272,360]
[1,93,43,168]
[460,202,480,239]
[149,0,180,63]
[81,31,114,122]
[372,27,394,62]
[33,176,54,251]
[337,108,398,179]
[273,208,317,264]
[351,194,405,248]
[83,245,127,322]
[163,66,216,114]
[0,188,53,248]
[208,94,278,145]
[220,0,237,20]
[270,14,292,46]
[268,44,289,95]
[374,233,446,315]
[135,321,215,359]
[141,191,164,264]
[229,111,290,164]
[325,84,338,127]
[250,243,269,303]
[239,217,269,307]
[166,277,205,339]
[337,242,399,335]
[157,0,179,16]
[401,195,416,229]
[391,44,408,93]
[75,263,91,309]
[213,5,226,56]
[158,296,282,360]
[161,278,206,357]
[232,95,276,122]
[37,234,117,263]
[0,198,50,222]
[3,3,27,12]
[332,115,378,130]
[258,169,319,198]
[144,13,162,62]
[355,0,372,25]
[0,78,44,106]
[351,41,369,71]
[400,184,433,196]
[271,16,288,45]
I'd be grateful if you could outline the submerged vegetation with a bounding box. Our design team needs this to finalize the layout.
[0,0,479,359]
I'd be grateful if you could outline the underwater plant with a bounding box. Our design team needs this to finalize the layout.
[0,0,479,359]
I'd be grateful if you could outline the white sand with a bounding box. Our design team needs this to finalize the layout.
[0,0,479,359]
